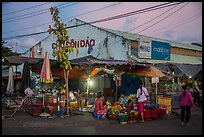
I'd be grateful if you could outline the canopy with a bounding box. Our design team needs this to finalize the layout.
[128,66,165,77]
[154,63,202,77]
[176,64,202,77]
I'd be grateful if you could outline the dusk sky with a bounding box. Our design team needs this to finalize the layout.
[2,2,202,53]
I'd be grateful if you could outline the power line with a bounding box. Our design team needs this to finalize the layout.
[147,14,202,36]
[137,2,190,34]
[100,4,179,44]
[3,2,181,40]
[128,4,178,32]
[3,2,49,16]
[98,4,192,48]
[2,2,68,21]
[2,2,80,23]
[3,2,121,34]
[3,2,180,40]
[86,2,181,26]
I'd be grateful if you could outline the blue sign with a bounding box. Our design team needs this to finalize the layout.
[151,41,170,60]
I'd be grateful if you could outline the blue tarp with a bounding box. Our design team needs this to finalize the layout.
[117,73,141,97]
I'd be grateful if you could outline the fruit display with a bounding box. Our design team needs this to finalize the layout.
[102,101,166,124]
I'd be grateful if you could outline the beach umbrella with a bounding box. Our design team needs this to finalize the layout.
[129,66,165,78]
[40,52,53,84]
[39,52,53,116]
[20,61,31,95]
[6,67,14,96]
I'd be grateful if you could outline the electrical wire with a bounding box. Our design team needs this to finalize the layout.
[128,4,178,32]
[97,3,191,48]
[147,14,202,36]
[3,2,121,34]
[3,2,181,40]
[2,2,69,21]
[3,2,49,16]
[137,2,190,34]
[2,2,80,23]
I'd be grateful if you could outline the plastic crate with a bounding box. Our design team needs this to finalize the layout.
[144,110,151,121]
[158,108,167,117]
[158,97,171,106]
[32,106,43,116]
[151,109,158,118]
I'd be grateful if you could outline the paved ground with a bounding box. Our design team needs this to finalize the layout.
[2,107,202,135]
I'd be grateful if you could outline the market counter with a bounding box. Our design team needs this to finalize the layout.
[165,93,180,109]
[157,92,180,110]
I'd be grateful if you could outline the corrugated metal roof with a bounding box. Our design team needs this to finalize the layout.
[131,54,202,65]
[103,28,202,51]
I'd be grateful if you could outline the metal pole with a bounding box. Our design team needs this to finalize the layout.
[156,82,158,105]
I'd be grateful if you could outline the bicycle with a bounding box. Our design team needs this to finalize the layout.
[2,87,39,118]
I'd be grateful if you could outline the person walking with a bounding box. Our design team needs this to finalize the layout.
[179,85,194,126]
[136,81,149,123]
[193,79,202,107]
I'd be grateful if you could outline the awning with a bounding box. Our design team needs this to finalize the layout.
[131,54,202,65]
[3,56,42,65]
[127,66,165,77]
[176,64,202,77]
[31,66,101,79]
[154,63,202,77]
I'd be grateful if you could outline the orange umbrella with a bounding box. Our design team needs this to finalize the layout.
[40,52,53,84]
[129,66,165,77]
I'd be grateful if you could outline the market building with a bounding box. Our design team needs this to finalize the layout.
[20,18,202,106]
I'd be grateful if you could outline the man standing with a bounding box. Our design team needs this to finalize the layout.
[193,79,202,107]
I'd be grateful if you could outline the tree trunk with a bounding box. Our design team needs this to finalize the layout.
[64,69,70,115]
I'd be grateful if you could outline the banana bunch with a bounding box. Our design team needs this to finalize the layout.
[111,105,122,111]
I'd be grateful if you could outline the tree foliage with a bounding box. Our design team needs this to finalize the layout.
[48,7,78,114]
[48,7,72,71]
[2,40,19,57]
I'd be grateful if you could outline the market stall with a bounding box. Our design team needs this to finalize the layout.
[92,94,167,124]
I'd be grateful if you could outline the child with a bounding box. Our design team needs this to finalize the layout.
[118,92,128,107]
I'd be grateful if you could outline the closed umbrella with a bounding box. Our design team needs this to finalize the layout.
[39,52,53,117]
[20,61,31,95]
[40,52,53,84]
[6,67,14,96]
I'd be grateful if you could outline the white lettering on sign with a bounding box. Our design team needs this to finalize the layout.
[153,47,169,54]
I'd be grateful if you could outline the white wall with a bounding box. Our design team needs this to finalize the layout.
[24,19,131,61]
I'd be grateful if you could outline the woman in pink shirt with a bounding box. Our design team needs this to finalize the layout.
[179,85,194,126]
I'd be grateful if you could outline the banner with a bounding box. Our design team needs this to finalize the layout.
[138,39,152,59]
[151,41,170,60]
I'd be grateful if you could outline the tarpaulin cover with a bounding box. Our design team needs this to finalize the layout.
[20,61,31,94]
[176,64,202,77]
